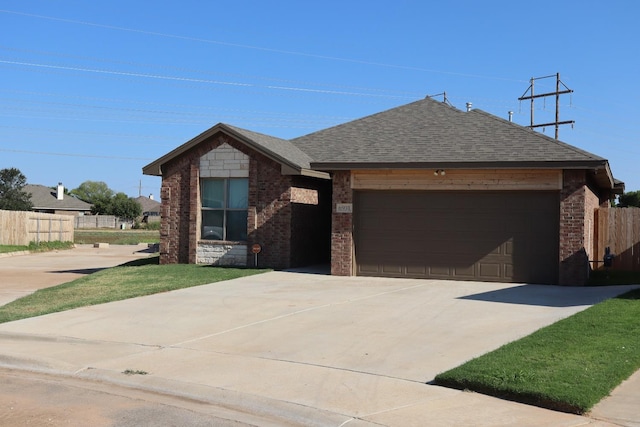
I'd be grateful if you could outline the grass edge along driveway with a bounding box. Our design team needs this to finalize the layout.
[0,256,269,324]
[434,288,640,415]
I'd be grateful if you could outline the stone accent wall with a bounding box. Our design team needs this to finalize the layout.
[196,243,247,265]
[200,143,249,178]
[559,170,590,285]
[331,171,353,275]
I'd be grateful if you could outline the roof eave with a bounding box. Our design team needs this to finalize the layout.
[309,160,610,171]
[142,123,313,177]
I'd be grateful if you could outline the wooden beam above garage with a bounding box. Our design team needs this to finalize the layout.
[351,169,563,191]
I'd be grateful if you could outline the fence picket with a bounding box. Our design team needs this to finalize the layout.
[594,207,640,271]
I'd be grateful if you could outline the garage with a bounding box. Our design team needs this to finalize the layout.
[354,191,560,284]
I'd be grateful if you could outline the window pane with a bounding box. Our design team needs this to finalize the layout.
[228,178,248,208]
[226,210,247,241]
[202,210,224,240]
[201,180,224,208]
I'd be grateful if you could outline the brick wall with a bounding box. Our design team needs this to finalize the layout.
[160,132,294,267]
[331,171,353,275]
[559,170,590,285]
[160,155,192,264]
[247,150,293,269]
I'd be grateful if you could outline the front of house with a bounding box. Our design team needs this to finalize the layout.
[143,98,623,285]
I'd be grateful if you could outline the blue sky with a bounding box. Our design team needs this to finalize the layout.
[1,1,638,198]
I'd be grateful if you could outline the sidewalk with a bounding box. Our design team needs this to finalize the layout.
[0,267,637,426]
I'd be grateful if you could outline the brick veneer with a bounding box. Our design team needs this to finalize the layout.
[559,170,595,285]
[160,132,295,267]
[331,171,353,275]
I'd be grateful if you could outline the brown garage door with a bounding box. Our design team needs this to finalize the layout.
[354,191,559,284]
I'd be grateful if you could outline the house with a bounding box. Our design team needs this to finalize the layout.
[25,183,92,216]
[143,97,623,285]
[134,195,161,222]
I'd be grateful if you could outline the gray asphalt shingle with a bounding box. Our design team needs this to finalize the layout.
[25,184,92,211]
[290,97,605,167]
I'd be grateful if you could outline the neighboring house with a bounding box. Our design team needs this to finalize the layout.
[134,195,161,222]
[25,183,92,216]
[143,98,624,285]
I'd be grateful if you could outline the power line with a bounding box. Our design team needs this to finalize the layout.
[0,9,526,83]
[0,147,153,160]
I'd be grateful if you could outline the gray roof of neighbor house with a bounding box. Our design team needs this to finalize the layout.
[142,123,327,179]
[134,196,161,214]
[24,184,92,211]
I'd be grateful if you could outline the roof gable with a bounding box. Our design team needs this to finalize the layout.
[143,123,326,178]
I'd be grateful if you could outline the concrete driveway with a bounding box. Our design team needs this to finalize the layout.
[0,258,638,425]
[0,244,153,306]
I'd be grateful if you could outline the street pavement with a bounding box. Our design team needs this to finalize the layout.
[0,248,638,426]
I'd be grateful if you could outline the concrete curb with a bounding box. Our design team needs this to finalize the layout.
[0,355,369,427]
[0,251,31,258]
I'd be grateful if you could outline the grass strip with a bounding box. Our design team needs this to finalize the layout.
[0,245,28,254]
[74,230,159,245]
[434,288,640,414]
[0,256,269,324]
[0,242,75,254]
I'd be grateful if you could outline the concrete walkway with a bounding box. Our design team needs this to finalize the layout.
[0,259,638,426]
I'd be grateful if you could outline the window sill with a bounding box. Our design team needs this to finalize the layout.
[198,240,247,245]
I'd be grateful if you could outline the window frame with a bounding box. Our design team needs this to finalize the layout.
[200,178,248,242]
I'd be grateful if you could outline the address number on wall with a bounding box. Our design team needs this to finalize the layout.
[336,203,353,213]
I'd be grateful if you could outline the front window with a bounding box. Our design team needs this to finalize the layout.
[201,178,248,241]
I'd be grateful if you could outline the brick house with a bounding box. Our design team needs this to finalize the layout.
[143,98,623,285]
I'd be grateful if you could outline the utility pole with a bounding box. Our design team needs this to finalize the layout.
[518,73,574,139]
[427,91,453,107]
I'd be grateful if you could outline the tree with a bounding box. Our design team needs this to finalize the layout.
[0,167,32,211]
[70,181,114,214]
[617,190,640,208]
[108,192,142,221]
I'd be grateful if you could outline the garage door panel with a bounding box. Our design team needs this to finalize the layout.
[354,191,559,284]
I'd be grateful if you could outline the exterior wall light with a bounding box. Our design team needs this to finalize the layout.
[434,169,446,176]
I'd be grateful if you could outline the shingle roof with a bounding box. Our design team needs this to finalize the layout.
[134,196,161,214]
[143,123,317,176]
[291,97,606,169]
[25,184,92,211]
[224,124,314,170]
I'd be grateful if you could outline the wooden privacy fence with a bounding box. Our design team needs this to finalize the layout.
[594,207,640,271]
[0,210,74,246]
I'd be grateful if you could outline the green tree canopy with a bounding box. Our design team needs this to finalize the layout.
[0,167,33,211]
[70,181,115,214]
[617,191,640,208]
[108,192,142,221]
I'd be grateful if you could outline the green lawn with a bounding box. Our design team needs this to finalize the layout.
[0,241,75,254]
[434,288,640,414]
[0,256,269,324]
[0,245,28,254]
[74,229,160,245]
